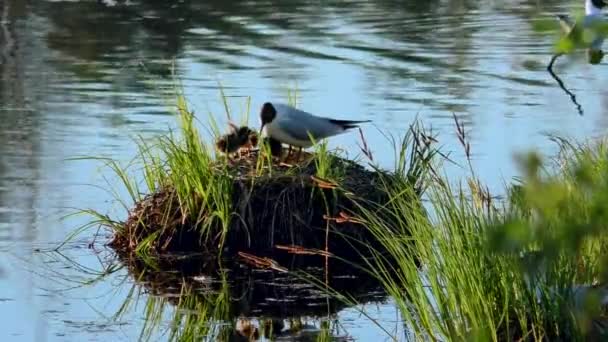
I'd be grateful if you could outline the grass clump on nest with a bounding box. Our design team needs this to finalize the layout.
[114,147,388,257]
[81,85,438,262]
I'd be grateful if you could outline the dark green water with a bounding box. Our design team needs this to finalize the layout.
[1,0,606,340]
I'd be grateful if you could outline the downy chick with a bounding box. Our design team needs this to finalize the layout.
[215,124,258,157]
[239,126,259,153]
[215,132,242,157]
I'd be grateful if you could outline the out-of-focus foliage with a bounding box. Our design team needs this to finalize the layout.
[490,138,608,284]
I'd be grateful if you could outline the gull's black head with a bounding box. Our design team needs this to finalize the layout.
[259,102,277,133]
[592,0,606,9]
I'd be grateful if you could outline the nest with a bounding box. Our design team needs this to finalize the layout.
[110,147,395,263]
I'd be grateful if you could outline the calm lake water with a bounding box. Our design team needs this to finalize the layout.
[1,0,607,340]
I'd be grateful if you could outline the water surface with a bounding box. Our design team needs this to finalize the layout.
[1,0,607,340]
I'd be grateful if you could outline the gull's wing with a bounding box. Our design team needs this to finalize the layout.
[273,104,344,141]
[276,114,343,142]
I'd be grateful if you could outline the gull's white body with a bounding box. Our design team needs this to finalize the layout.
[587,0,604,16]
[558,0,606,49]
[262,103,366,148]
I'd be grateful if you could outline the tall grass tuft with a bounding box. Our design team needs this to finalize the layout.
[70,81,251,255]
[356,126,608,340]
[132,88,236,252]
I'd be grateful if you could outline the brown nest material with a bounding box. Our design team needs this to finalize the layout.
[110,147,398,262]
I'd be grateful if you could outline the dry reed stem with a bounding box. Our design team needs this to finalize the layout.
[323,211,364,225]
[358,127,374,162]
[238,252,288,273]
[310,175,338,189]
[275,244,334,257]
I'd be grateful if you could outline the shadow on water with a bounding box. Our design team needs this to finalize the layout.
[39,245,387,341]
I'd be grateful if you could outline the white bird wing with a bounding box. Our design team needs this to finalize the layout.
[273,103,343,141]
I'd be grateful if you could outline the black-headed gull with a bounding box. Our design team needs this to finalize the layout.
[557,0,606,63]
[259,102,371,158]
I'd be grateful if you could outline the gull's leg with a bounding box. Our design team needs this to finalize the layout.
[279,145,289,163]
[278,145,296,167]
[281,145,292,163]
[295,147,302,162]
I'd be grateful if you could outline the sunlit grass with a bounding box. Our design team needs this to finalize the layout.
[131,87,235,252]
[65,79,247,254]
[354,128,608,340]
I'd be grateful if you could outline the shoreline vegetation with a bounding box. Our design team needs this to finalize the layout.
[74,83,608,340]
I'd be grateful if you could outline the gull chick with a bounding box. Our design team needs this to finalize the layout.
[215,124,258,157]
[259,102,371,157]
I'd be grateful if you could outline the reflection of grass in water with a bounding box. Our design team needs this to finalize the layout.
[167,277,232,341]
[37,245,363,341]
[111,269,233,342]
[106,254,364,342]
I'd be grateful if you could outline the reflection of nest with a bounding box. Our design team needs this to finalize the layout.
[110,148,399,262]
[116,250,387,319]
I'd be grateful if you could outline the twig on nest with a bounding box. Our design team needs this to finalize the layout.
[275,244,334,257]
[311,175,338,189]
[238,252,288,272]
[323,211,364,225]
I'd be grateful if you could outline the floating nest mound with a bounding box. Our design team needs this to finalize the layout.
[111,147,400,262]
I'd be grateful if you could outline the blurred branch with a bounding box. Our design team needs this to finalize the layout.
[547,53,584,116]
